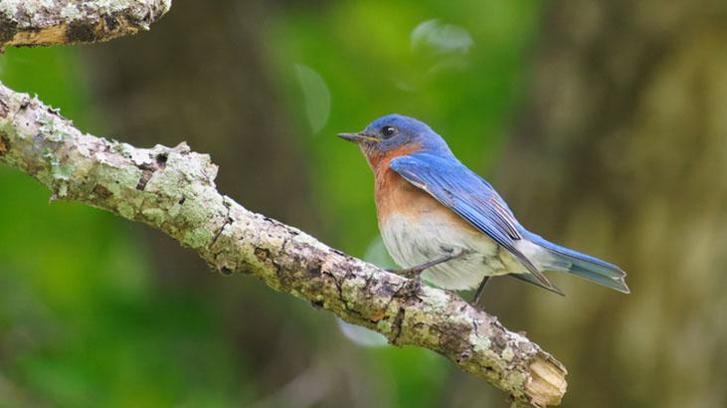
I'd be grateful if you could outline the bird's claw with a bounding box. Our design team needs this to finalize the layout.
[402,275,423,298]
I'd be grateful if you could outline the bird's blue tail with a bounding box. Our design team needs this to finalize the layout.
[525,233,630,294]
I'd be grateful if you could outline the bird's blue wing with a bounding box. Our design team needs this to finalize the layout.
[390,153,556,289]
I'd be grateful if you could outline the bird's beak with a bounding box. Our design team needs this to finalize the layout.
[337,132,379,144]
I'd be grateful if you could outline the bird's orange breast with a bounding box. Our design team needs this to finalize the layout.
[374,168,479,233]
[368,145,431,224]
[375,167,430,221]
[372,164,474,240]
[369,145,481,237]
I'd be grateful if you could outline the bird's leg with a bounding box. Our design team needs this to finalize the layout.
[389,248,469,278]
[472,276,491,306]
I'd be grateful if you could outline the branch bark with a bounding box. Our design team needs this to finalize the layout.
[0,0,567,405]
[0,0,171,48]
[0,83,567,406]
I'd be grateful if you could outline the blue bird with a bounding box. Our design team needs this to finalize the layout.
[339,114,629,302]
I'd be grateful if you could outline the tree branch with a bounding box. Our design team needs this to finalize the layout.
[0,1,567,405]
[0,82,567,406]
[0,0,171,48]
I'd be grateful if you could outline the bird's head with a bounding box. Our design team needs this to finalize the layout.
[338,114,451,166]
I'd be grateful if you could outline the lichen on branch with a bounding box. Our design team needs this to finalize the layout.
[0,82,567,406]
[0,0,171,47]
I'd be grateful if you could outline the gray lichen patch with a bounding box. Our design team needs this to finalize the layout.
[0,0,172,47]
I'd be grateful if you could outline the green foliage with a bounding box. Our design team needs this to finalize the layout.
[0,48,246,406]
[269,0,541,252]
[0,0,541,405]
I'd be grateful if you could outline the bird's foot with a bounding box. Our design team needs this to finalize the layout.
[388,266,422,279]
[402,274,423,298]
[388,248,470,278]
[384,269,423,300]
[470,276,491,307]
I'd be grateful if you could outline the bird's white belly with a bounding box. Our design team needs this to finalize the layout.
[380,213,526,290]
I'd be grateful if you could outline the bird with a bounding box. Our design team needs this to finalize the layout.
[338,114,629,303]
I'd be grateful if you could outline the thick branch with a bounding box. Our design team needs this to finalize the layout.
[0,0,171,47]
[0,83,567,407]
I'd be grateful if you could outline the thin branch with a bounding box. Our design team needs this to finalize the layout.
[0,83,567,407]
[0,0,171,48]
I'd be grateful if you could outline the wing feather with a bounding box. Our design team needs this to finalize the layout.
[390,153,556,289]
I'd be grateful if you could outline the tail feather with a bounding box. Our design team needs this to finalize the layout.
[510,273,566,296]
[525,233,630,294]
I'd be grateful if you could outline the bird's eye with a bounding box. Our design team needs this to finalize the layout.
[381,126,398,139]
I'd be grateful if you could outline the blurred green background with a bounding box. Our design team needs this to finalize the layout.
[2,0,726,407]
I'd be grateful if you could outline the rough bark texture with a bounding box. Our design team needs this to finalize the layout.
[83,0,321,292]
[0,83,567,407]
[0,0,171,47]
